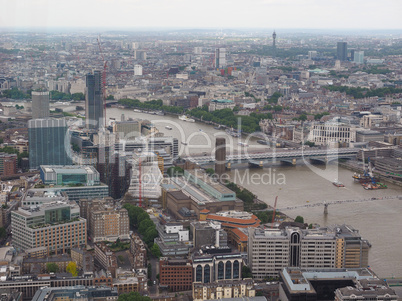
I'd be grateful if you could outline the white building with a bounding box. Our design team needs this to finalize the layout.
[134,65,143,76]
[307,122,356,146]
[248,227,337,279]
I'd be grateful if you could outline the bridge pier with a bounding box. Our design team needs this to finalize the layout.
[248,161,264,168]
[324,204,328,215]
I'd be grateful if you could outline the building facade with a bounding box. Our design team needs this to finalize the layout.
[31,91,50,119]
[159,258,193,292]
[40,165,100,186]
[11,201,86,253]
[337,42,348,61]
[0,153,17,176]
[85,71,104,130]
[192,247,243,283]
[193,280,255,301]
[248,225,369,279]
[28,118,72,169]
[308,122,356,146]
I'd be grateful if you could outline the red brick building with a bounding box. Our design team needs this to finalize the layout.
[0,153,17,176]
[159,258,193,292]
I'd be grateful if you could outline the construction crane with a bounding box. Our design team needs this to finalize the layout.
[97,36,108,129]
[271,196,278,228]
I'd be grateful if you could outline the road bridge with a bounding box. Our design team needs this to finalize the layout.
[186,148,358,168]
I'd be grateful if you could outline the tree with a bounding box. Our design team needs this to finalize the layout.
[106,95,115,100]
[295,216,304,224]
[138,219,154,235]
[167,166,184,177]
[46,262,59,273]
[118,292,152,301]
[72,92,85,101]
[242,266,253,278]
[205,168,215,176]
[0,227,6,239]
[66,261,78,277]
[151,243,162,258]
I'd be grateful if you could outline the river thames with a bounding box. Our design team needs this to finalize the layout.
[105,107,402,278]
[107,108,402,277]
[13,101,399,278]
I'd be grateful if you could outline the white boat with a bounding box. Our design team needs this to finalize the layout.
[134,109,141,112]
[238,142,249,147]
[179,115,195,122]
[181,142,188,145]
[165,126,172,130]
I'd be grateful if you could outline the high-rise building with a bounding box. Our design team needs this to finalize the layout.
[79,198,129,243]
[31,91,50,119]
[215,48,226,69]
[11,201,86,253]
[134,50,147,60]
[215,137,226,175]
[337,42,348,61]
[28,118,72,170]
[272,30,277,57]
[134,65,143,76]
[85,71,104,130]
[354,51,364,64]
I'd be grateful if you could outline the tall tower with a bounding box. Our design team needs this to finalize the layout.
[337,42,348,61]
[85,71,104,130]
[31,91,50,119]
[214,48,226,69]
[28,118,72,169]
[215,137,226,176]
[272,31,277,58]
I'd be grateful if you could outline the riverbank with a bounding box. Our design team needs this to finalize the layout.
[339,161,402,188]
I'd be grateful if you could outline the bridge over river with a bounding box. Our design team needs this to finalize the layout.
[185,148,359,168]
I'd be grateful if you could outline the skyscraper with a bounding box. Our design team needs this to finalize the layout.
[214,48,226,69]
[85,71,104,130]
[337,42,348,61]
[272,30,277,57]
[28,118,72,169]
[354,51,364,64]
[215,137,226,176]
[31,91,50,119]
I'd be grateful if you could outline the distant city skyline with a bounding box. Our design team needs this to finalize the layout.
[1,0,402,30]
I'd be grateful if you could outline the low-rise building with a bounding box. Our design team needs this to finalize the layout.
[279,267,397,301]
[154,218,190,257]
[32,285,119,301]
[130,233,147,269]
[193,279,255,301]
[94,243,117,277]
[22,254,71,274]
[248,224,369,279]
[159,257,193,292]
[192,246,243,283]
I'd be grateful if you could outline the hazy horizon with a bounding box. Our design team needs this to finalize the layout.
[2,0,402,31]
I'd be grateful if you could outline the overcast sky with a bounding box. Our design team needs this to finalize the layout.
[1,0,402,30]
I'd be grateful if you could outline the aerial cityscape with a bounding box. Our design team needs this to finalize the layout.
[0,1,402,300]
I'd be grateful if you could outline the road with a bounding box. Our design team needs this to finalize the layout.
[148,256,159,296]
